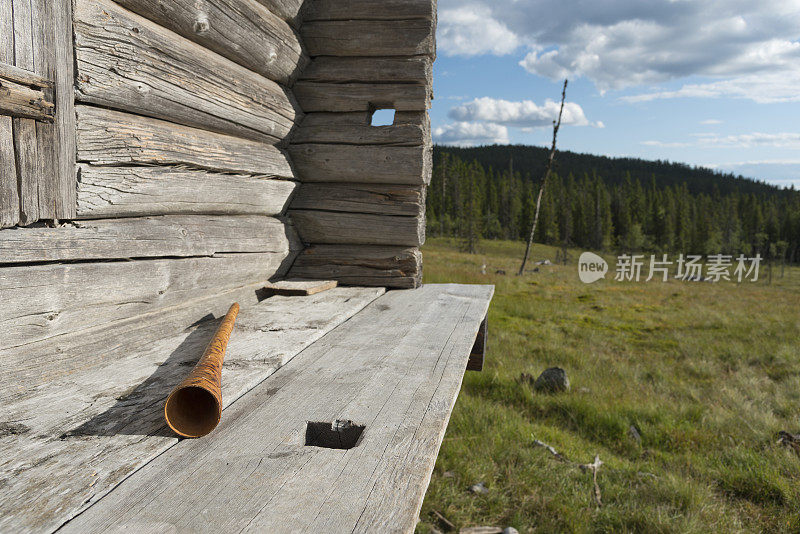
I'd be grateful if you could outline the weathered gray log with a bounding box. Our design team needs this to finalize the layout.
[294,81,430,112]
[12,117,39,224]
[289,143,431,185]
[293,111,429,146]
[255,0,304,27]
[290,209,425,246]
[290,183,425,216]
[0,215,299,264]
[113,0,307,85]
[58,284,494,534]
[302,20,435,57]
[74,0,300,144]
[300,56,432,84]
[0,252,297,350]
[302,0,435,21]
[0,62,51,87]
[77,165,297,218]
[0,78,52,120]
[0,286,384,533]
[289,244,422,288]
[77,106,294,177]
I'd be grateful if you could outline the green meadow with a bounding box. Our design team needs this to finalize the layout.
[418,238,800,533]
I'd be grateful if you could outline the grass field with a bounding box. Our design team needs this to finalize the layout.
[417,238,800,533]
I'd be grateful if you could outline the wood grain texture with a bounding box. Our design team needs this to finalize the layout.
[290,183,425,216]
[289,244,423,288]
[76,106,294,177]
[289,143,431,185]
[0,78,52,120]
[261,278,337,296]
[0,286,384,533]
[0,2,18,227]
[0,214,299,264]
[0,62,51,87]
[299,56,432,84]
[0,252,297,350]
[292,111,429,146]
[290,209,425,246]
[294,81,430,112]
[58,284,494,534]
[302,0,435,21]
[113,0,307,85]
[48,0,78,219]
[302,19,435,57]
[77,165,297,218]
[73,0,300,144]
[255,0,304,27]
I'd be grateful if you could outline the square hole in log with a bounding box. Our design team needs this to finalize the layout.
[370,108,395,126]
[305,420,365,450]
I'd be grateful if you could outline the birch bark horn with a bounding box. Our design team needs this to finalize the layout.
[164,303,239,438]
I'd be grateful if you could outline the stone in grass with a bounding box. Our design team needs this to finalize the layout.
[467,481,489,494]
[534,367,570,393]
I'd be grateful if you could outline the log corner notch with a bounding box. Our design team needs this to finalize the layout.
[287,0,436,289]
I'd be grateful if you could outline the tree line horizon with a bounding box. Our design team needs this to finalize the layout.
[428,144,800,264]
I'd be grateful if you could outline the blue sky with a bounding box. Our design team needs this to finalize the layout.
[430,0,800,188]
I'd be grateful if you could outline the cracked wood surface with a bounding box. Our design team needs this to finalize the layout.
[76,165,297,219]
[0,286,384,533]
[76,106,294,177]
[59,284,493,534]
[73,0,300,144]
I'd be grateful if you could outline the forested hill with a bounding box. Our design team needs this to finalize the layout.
[435,145,789,197]
[428,144,800,263]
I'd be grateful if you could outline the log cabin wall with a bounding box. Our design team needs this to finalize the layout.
[286,0,436,289]
[0,0,306,353]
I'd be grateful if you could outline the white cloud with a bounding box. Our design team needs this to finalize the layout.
[448,97,603,128]
[437,0,800,102]
[432,121,510,147]
[642,132,800,149]
[700,119,723,125]
[438,5,520,56]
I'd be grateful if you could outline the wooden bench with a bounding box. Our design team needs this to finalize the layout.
[0,283,493,532]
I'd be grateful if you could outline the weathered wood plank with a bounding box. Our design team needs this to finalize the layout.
[255,0,304,27]
[289,143,431,185]
[290,209,425,246]
[0,252,297,350]
[73,0,300,144]
[290,183,425,217]
[293,111,429,146]
[261,279,337,296]
[77,165,297,218]
[299,56,432,84]
[0,62,51,87]
[290,244,422,288]
[0,118,18,227]
[77,106,294,177]
[59,284,494,534]
[0,2,19,227]
[294,81,430,112]
[0,215,299,264]
[11,0,40,224]
[302,0,435,21]
[302,19,435,57]
[114,0,307,86]
[47,0,78,219]
[0,286,384,533]
[0,77,53,120]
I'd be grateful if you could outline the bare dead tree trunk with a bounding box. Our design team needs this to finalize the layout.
[518,79,568,276]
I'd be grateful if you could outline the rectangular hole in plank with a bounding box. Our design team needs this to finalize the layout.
[305,420,365,449]
[370,108,395,127]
